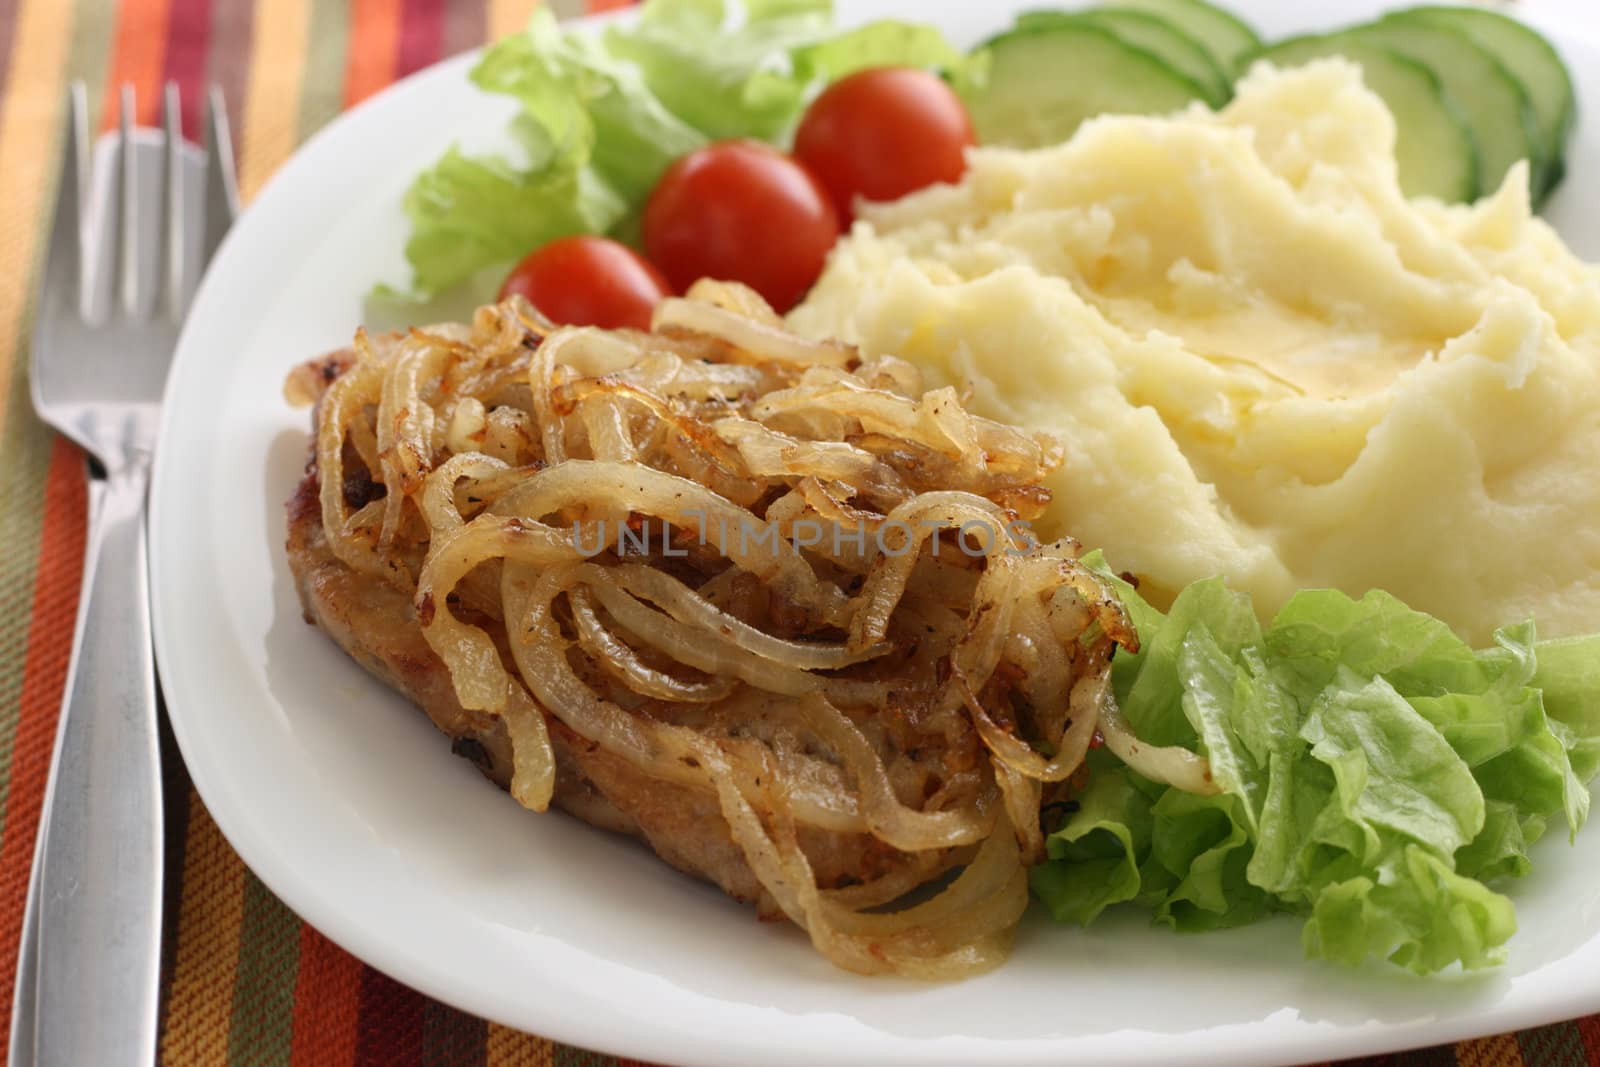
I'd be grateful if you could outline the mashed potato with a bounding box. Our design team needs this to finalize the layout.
[790,61,1600,645]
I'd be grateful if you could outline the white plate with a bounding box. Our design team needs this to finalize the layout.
[149,2,1600,1064]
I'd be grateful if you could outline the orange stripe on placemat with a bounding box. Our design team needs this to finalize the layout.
[288,925,363,1067]
[99,0,174,130]
[158,794,247,1062]
[486,1024,556,1067]
[0,439,86,1047]
[343,0,401,107]
[0,0,76,417]
[1456,1031,1526,1067]
[161,0,214,139]
[238,0,310,202]
[486,0,540,41]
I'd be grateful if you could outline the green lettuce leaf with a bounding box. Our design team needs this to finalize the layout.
[398,143,627,299]
[1031,763,1154,925]
[1177,626,1274,830]
[1265,588,1493,704]
[1033,568,1600,974]
[1299,668,1485,861]
[1303,844,1516,974]
[1119,578,1259,747]
[790,20,969,86]
[604,5,968,142]
[1146,789,1270,930]
[391,0,968,298]
[1532,633,1600,783]
[602,0,834,142]
[474,11,708,205]
[394,8,699,296]
[1455,799,1541,881]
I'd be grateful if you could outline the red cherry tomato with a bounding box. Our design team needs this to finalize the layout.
[497,235,671,332]
[794,67,975,223]
[643,140,841,313]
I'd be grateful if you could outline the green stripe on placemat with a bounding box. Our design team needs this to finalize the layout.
[228,873,302,1067]
[1519,1023,1592,1067]
[555,1046,624,1067]
[297,0,351,142]
[0,400,52,836]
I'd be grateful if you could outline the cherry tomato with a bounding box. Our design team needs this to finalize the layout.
[643,140,841,313]
[794,67,975,223]
[497,235,671,332]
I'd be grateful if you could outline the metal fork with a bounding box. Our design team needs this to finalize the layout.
[17,82,238,1067]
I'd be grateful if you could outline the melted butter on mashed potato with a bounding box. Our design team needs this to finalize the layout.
[789,60,1600,646]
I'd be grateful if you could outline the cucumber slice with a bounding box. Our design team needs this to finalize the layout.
[1402,5,1576,201]
[1106,0,1262,70]
[1355,16,1544,198]
[966,24,1212,149]
[1249,36,1478,202]
[1016,9,1232,105]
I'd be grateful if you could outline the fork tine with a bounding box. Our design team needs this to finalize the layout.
[42,82,87,315]
[117,84,141,315]
[202,86,239,264]
[161,81,185,319]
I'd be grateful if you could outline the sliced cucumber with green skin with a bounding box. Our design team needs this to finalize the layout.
[1354,16,1544,199]
[1106,0,1262,71]
[1402,5,1576,202]
[965,24,1213,149]
[1016,9,1232,105]
[1248,36,1479,202]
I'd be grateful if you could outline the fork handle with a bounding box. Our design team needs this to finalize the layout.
[32,469,163,1067]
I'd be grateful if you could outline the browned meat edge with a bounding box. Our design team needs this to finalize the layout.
[285,376,923,914]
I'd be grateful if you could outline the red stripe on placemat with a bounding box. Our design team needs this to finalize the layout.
[203,0,253,153]
[355,965,428,1067]
[100,0,174,130]
[583,0,635,12]
[440,0,485,59]
[421,999,487,1066]
[1578,1015,1600,1062]
[0,0,22,104]
[314,4,442,1059]
[0,440,87,1047]
[289,925,364,1067]
[160,0,213,139]
[397,0,445,79]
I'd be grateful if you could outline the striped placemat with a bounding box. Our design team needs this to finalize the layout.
[0,1,1596,1063]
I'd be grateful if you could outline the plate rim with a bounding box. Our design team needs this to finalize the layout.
[148,4,1600,1064]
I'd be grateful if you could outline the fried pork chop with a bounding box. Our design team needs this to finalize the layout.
[282,286,1144,977]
